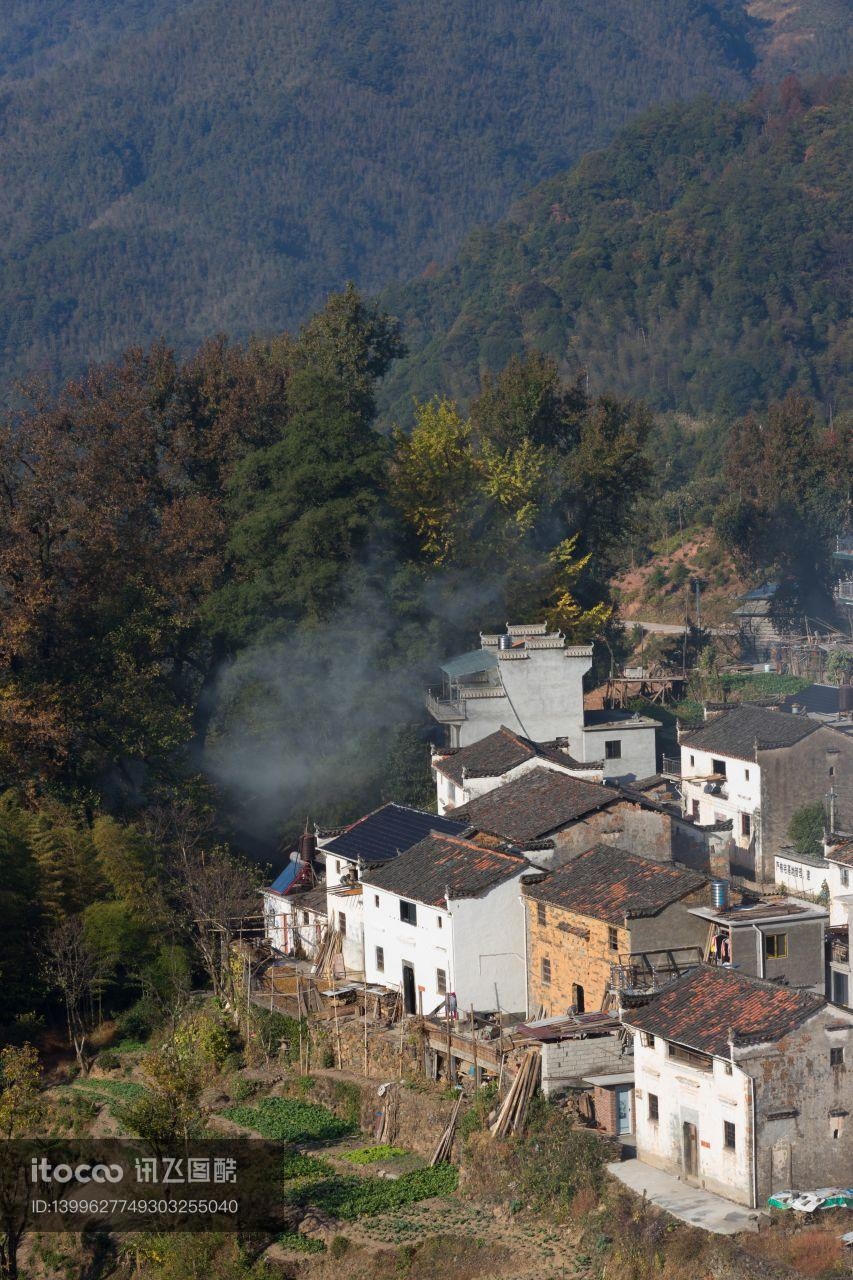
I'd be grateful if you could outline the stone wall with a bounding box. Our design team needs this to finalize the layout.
[525,900,630,1016]
[759,728,853,884]
[539,1031,633,1096]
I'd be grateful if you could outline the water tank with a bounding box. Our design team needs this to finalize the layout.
[498,634,513,651]
[297,831,317,864]
[711,879,730,911]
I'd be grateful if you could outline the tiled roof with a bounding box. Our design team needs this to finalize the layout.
[322,803,464,865]
[523,845,705,925]
[827,840,853,868]
[624,965,825,1056]
[433,726,577,787]
[433,726,537,785]
[681,705,817,761]
[362,832,526,907]
[452,767,619,844]
[781,684,845,716]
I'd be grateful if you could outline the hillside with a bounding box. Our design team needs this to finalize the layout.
[0,0,847,391]
[380,77,852,422]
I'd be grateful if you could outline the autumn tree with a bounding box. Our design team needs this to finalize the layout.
[0,1045,45,1280]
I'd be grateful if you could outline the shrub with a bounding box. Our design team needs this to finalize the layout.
[515,1105,607,1213]
[329,1235,351,1258]
[222,1097,356,1143]
[97,1051,120,1071]
[459,1082,497,1138]
[230,1077,258,1104]
[789,802,825,859]
[249,1009,305,1063]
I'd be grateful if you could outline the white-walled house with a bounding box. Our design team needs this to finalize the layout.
[678,705,853,885]
[261,833,326,959]
[361,831,532,1016]
[826,841,853,1007]
[425,623,658,781]
[774,848,829,898]
[624,965,853,1207]
[320,804,465,976]
[432,724,603,815]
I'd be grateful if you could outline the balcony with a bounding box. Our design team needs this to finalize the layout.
[661,756,681,778]
[834,579,853,606]
[831,937,850,966]
[425,690,465,723]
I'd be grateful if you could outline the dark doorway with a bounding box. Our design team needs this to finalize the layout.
[682,1122,699,1180]
[572,983,585,1014]
[402,962,416,1015]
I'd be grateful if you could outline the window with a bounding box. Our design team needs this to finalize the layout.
[690,755,695,767]
[537,902,547,927]
[842,869,850,889]
[765,933,788,959]
[437,914,443,929]
[741,813,751,838]
[400,900,417,926]
[640,1032,654,1048]
[648,1093,659,1122]
[711,758,727,777]
[744,768,750,781]
[608,926,619,952]
[335,860,342,874]
[375,946,385,972]
[338,911,347,936]
[831,1047,845,1068]
[374,894,379,907]
[572,983,585,1013]
[691,799,700,820]
[724,1061,733,1075]
[724,1121,736,1151]
[829,765,836,777]
[436,968,447,995]
[302,911,309,926]
[605,740,622,760]
[541,957,552,986]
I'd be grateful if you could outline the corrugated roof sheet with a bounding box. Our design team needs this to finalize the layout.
[322,803,464,866]
[524,844,706,924]
[624,964,824,1056]
[439,648,499,679]
[362,832,526,906]
[681,705,817,761]
[453,767,620,844]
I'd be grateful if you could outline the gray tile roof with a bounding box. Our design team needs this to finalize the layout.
[322,803,464,865]
[681,705,818,761]
[361,832,526,906]
[451,766,620,844]
[433,726,578,787]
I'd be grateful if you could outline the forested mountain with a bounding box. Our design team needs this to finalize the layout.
[380,77,852,422]
[0,0,847,391]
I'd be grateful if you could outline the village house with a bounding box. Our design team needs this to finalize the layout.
[361,831,532,1016]
[451,764,723,873]
[780,682,853,732]
[686,895,827,990]
[321,804,465,976]
[431,724,602,815]
[523,845,708,1017]
[773,847,830,898]
[825,840,853,1007]
[261,832,327,960]
[676,704,853,885]
[624,965,853,1207]
[425,622,659,781]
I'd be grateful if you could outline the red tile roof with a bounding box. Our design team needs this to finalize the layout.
[523,845,705,924]
[624,964,825,1056]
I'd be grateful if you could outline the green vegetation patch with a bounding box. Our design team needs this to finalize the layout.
[718,673,810,699]
[282,1150,336,1181]
[71,1078,147,1103]
[277,1232,326,1254]
[342,1144,408,1165]
[222,1096,356,1143]
[286,1165,458,1219]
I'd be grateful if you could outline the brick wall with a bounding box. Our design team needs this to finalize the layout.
[540,1031,633,1096]
[526,900,629,1016]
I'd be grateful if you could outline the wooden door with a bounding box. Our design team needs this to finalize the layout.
[682,1122,699,1180]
